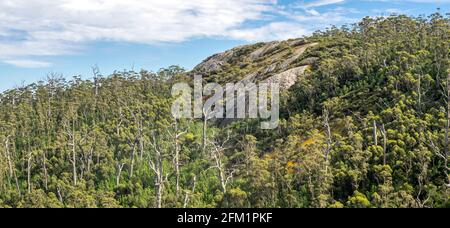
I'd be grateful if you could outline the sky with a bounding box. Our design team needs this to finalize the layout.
[0,0,449,91]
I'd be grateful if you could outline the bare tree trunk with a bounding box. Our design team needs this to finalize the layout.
[27,153,33,194]
[323,109,332,163]
[380,124,387,166]
[87,147,93,175]
[116,108,123,136]
[9,139,21,197]
[130,141,137,178]
[156,176,163,208]
[139,134,144,161]
[418,73,422,112]
[149,133,164,208]
[202,116,207,154]
[66,120,77,186]
[13,169,20,197]
[42,151,48,190]
[116,163,125,187]
[72,133,77,186]
[57,186,64,204]
[175,136,180,197]
[92,66,101,98]
[183,176,197,208]
[153,151,163,209]
[208,137,234,194]
[136,119,144,161]
[213,149,227,193]
[173,121,186,197]
[80,157,85,181]
[218,163,227,194]
[4,136,13,182]
[373,120,378,146]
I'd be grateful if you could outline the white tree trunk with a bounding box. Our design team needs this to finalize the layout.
[27,153,33,194]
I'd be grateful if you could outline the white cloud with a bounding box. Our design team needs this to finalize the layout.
[369,0,450,2]
[0,0,277,67]
[302,0,346,8]
[292,7,358,24]
[3,59,52,68]
[227,22,310,42]
[0,0,354,68]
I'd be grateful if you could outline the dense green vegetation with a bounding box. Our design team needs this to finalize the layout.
[0,14,449,208]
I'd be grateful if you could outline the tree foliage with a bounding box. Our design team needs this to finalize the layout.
[0,14,449,208]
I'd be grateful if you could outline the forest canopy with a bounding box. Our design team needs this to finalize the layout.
[0,13,449,208]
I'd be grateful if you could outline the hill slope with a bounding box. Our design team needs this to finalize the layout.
[0,14,449,208]
[193,39,317,89]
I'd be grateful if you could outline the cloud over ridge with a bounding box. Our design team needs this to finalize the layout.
[0,0,283,66]
[0,0,445,68]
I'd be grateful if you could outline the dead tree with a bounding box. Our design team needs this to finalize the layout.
[323,109,332,163]
[125,103,145,178]
[138,121,145,161]
[149,132,165,208]
[380,124,388,165]
[202,111,208,154]
[373,120,378,146]
[27,152,33,194]
[4,136,13,183]
[418,73,422,112]
[64,119,77,186]
[129,140,137,178]
[4,136,20,196]
[92,65,101,98]
[116,162,125,187]
[206,133,235,194]
[183,176,197,208]
[42,151,49,191]
[428,137,450,188]
[116,108,124,136]
[168,120,187,197]
[202,108,221,154]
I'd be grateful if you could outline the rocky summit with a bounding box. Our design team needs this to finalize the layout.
[193,39,318,90]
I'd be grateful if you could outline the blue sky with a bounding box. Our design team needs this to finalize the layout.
[0,0,449,91]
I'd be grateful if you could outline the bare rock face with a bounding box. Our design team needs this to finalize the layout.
[195,58,226,73]
[264,66,309,90]
[288,39,308,47]
[194,54,227,73]
[263,63,278,75]
[193,46,241,73]
[240,72,259,84]
[249,41,280,60]
[280,43,318,71]
[193,38,318,90]
[198,39,318,126]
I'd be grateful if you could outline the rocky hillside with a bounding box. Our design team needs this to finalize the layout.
[193,39,318,89]
[0,14,449,208]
